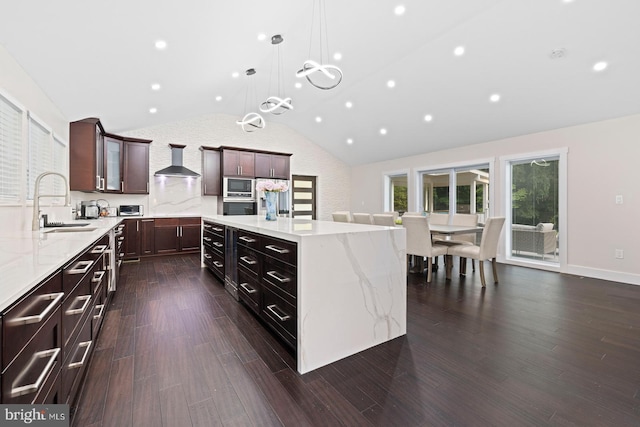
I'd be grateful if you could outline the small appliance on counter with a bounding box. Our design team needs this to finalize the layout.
[96,199,117,217]
[78,200,99,219]
[119,205,143,216]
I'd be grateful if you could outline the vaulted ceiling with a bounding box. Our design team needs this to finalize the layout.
[1,0,639,165]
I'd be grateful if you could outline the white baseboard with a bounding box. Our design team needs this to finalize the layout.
[565,265,640,286]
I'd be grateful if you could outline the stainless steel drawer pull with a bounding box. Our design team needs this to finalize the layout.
[203,237,212,242]
[266,304,291,322]
[212,227,223,232]
[203,253,212,260]
[67,260,93,275]
[213,261,223,268]
[66,295,91,315]
[213,242,223,248]
[239,236,256,243]
[10,348,60,397]
[90,244,107,254]
[240,283,257,294]
[9,292,64,325]
[240,256,257,265]
[94,304,105,320]
[266,271,291,283]
[92,271,105,284]
[68,341,92,369]
[265,244,289,254]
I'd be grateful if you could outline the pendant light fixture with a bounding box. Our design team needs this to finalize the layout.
[260,34,293,115]
[236,68,266,132]
[296,0,343,90]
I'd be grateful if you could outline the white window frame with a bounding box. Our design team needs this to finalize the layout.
[0,90,26,205]
[383,168,410,212]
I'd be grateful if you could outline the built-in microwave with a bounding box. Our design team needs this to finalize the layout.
[223,177,255,201]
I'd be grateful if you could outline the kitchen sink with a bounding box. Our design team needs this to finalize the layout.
[44,227,97,233]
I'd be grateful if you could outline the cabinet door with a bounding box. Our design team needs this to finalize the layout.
[69,119,101,191]
[123,219,140,258]
[103,136,123,193]
[254,153,272,178]
[222,149,255,177]
[270,154,290,179]
[154,218,180,254]
[202,149,221,196]
[123,141,149,194]
[238,151,255,176]
[180,223,201,251]
[140,219,155,255]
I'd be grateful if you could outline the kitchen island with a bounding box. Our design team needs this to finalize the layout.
[202,215,407,374]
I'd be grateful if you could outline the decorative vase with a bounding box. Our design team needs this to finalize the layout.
[265,191,277,221]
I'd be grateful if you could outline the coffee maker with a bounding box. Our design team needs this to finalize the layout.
[79,200,99,219]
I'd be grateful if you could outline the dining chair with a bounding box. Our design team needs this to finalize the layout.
[332,211,351,223]
[352,213,373,224]
[402,216,449,283]
[372,214,396,226]
[428,213,449,225]
[447,217,505,287]
[450,213,479,271]
[384,211,400,221]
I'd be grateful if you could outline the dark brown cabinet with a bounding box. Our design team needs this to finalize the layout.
[222,149,255,177]
[155,217,201,254]
[69,117,151,194]
[123,218,155,259]
[203,221,225,282]
[255,152,291,179]
[201,146,221,196]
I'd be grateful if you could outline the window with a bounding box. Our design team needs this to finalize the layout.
[27,114,54,200]
[53,135,67,195]
[0,93,23,202]
[386,173,408,213]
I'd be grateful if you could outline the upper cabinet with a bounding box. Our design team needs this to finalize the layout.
[69,118,151,193]
[222,149,255,177]
[255,152,291,179]
[201,146,221,196]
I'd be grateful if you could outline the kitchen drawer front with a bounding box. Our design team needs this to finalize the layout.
[180,217,201,225]
[2,306,61,404]
[237,245,260,276]
[203,229,224,254]
[61,311,92,405]
[63,255,96,296]
[91,281,106,340]
[86,235,109,261]
[62,272,93,352]
[261,287,296,350]
[2,271,63,370]
[155,217,180,227]
[203,245,224,279]
[263,256,297,302]
[90,255,107,296]
[261,236,297,265]
[237,229,260,250]
[237,268,261,313]
[203,221,224,237]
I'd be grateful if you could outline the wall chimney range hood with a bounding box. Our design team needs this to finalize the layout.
[154,144,200,177]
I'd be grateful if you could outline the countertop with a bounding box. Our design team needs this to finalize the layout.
[0,217,123,312]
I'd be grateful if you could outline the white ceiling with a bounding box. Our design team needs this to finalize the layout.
[2,0,640,166]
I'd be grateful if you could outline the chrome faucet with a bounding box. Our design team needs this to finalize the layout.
[32,172,71,230]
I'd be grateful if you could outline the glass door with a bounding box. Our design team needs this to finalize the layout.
[104,136,122,192]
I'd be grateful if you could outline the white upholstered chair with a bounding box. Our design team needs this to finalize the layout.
[372,214,396,226]
[352,213,373,224]
[447,217,505,287]
[428,213,449,225]
[384,211,400,221]
[402,216,449,283]
[332,211,351,223]
[450,213,479,271]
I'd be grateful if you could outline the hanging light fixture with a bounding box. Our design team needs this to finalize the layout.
[236,68,265,132]
[260,34,293,115]
[296,0,343,90]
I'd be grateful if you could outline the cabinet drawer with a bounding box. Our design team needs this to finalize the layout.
[180,217,201,225]
[203,246,224,280]
[261,236,297,265]
[155,218,180,227]
[86,235,110,261]
[61,312,92,405]
[62,270,93,352]
[203,229,224,254]
[262,287,296,350]
[2,306,61,404]
[263,256,297,301]
[237,245,260,276]
[91,283,106,340]
[237,229,260,249]
[238,269,261,314]
[203,221,225,237]
[63,256,96,295]
[2,271,63,370]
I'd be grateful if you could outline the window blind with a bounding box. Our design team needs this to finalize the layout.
[27,114,53,200]
[53,135,67,195]
[0,94,23,201]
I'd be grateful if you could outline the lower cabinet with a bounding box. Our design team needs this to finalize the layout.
[123,218,155,259]
[155,217,201,254]
[203,220,225,282]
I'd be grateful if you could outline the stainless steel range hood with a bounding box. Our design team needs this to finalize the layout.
[154,144,200,177]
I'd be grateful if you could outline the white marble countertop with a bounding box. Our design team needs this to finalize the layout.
[0,217,123,312]
[202,215,394,243]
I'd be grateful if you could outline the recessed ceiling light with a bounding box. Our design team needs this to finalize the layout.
[562,0,574,3]
[345,101,353,109]
[149,108,158,114]
[380,128,387,135]
[315,116,322,123]
[151,83,161,91]
[387,80,396,88]
[257,33,267,41]
[231,72,239,78]
[394,5,406,16]
[489,94,501,103]
[333,52,343,61]
[215,96,222,102]
[453,46,465,56]
[346,138,354,145]
[154,40,167,50]
[424,114,433,122]
[294,82,302,89]
[593,61,608,72]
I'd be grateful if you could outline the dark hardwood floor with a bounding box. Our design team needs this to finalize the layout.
[72,254,640,426]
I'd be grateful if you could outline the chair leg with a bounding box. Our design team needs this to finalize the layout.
[459,257,467,275]
[426,257,433,283]
[472,260,475,272]
[478,260,487,287]
[491,257,499,284]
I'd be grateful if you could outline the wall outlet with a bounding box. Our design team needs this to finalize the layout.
[615,249,624,259]
[615,195,623,204]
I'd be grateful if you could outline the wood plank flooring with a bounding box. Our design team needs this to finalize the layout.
[72,254,640,426]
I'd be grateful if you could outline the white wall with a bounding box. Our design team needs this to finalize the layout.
[351,114,640,285]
